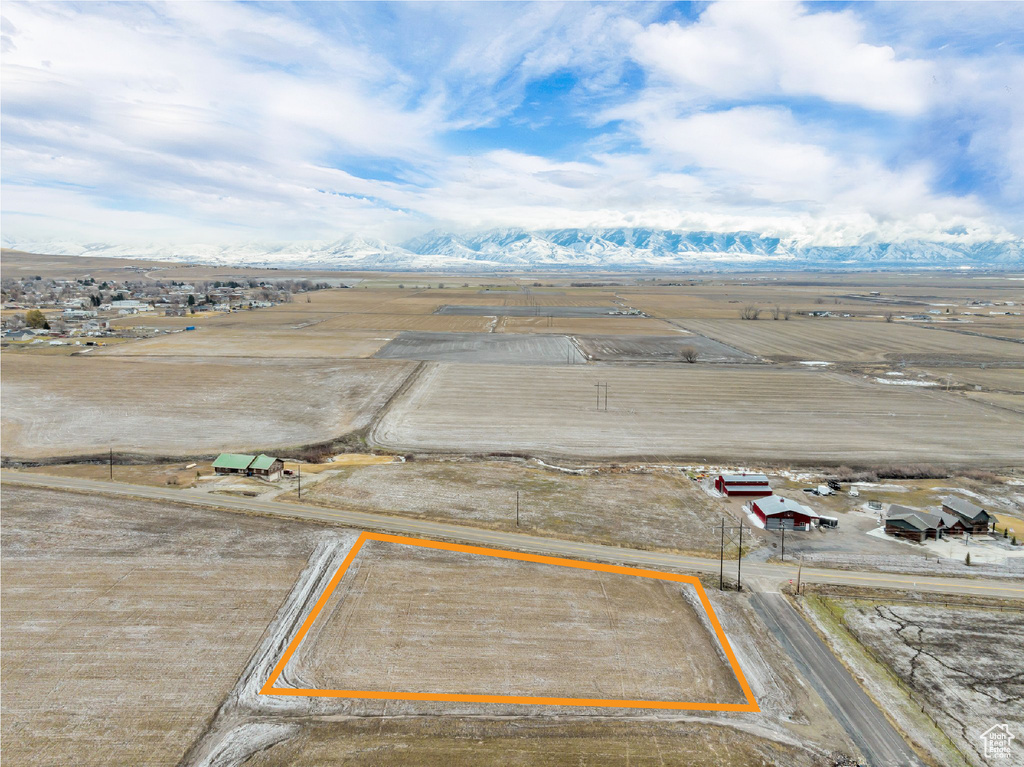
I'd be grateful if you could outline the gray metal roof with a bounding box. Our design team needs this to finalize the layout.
[941,495,986,519]
[754,495,817,517]
[720,473,770,484]
[886,507,962,531]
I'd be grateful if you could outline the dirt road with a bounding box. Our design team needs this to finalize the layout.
[4,471,1022,600]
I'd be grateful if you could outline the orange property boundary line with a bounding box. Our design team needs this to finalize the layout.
[259,531,760,712]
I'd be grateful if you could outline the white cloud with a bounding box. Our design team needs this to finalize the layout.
[633,2,934,115]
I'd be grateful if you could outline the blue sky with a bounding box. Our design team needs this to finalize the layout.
[2,1,1022,248]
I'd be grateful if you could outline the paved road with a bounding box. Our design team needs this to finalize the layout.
[4,470,1023,599]
[752,593,924,767]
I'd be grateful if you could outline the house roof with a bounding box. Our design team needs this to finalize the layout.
[942,495,986,520]
[719,473,770,485]
[886,506,962,531]
[213,453,255,470]
[249,454,280,471]
[754,495,818,518]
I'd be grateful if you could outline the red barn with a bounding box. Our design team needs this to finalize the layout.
[751,495,819,530]
[715,473,772,497]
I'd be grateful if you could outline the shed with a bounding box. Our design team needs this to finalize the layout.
[751,495,818,530]
[941,496,993,534]
[715,473,772,497]
[213,453,255,475]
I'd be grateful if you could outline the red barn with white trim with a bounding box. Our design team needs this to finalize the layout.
[751,495,819,530]
[715,473,772,496]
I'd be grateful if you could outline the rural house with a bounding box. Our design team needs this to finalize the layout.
[941,496,994,534]
[212,453,285,481]
[715,473,772,497]
[249,454,284,481]
[885,505,964,541]
[749,495,818,530]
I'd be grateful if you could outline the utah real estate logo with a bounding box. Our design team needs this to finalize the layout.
[981,724,1015,760]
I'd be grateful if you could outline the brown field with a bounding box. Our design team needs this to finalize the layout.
[99,328,393,358]
[286,537,745,703]
[923,367,1024,392]
[295,460,730,555]
[371,362,1024,465]
[679,318,1024,362]
[317,312,492,332]
[0,485,322,767]
[1,354,415,460]
[495,314,682,334]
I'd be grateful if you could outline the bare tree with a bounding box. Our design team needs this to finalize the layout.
[814,297,826,305]
[770,305,781,320]
[782,308,792,320]
[739,305,761,320]
[884,311,895,323]
[681,347,699,363]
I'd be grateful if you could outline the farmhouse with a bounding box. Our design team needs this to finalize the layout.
[715,472,772,496]
[941,496,994,534]
[750,495,818,530]
[212,453,284,481]
[885,505,964,541]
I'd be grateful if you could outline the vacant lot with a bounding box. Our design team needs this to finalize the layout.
[680,319,1024,363]
[923,367,1024,393]
[436,305,639,318]
[1,355,415,460]
[371,363,1024,465]
[0,485,322,767]
[839,600,1024,766]
[297,460,729,555]
[374,331,583,365]
[317,312,492,332]
[286,538,745,703]
[575,334,755,363]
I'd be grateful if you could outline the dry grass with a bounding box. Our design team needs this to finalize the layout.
[494,315,682,334]
[297,460,730,555]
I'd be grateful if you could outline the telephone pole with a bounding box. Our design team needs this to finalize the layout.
[737,518,744,592]
[796,556,803,595]
[516,490,520,527]
[781,525,785,562]
[109,447,113,480]
[297,464,301,499]
[719,518,725,590]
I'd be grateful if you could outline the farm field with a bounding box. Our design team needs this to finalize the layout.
[294,460,729,556]
[436,304,633,318]
[283,537,747,703]
[0,485,322,767]
[922,367,1024,392]
[99,328,393,358]
[495,315,681,334]
[813,594,1024,767]
[1,354,415,460]
[317,312,492,332]
[371,363,1024,465]
[575,334,755,363]
[679,319,1024,363]
[374,331,583,365]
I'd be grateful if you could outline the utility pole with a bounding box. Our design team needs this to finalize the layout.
[737,518,743,592]
[719,518,725,591]
[109,447,113,480]
[595,382,601,408]
[781,525,785,562]
[603,382,609,411]
[796,556,803,595]
[297,464,301,499]
[516,490,520,528]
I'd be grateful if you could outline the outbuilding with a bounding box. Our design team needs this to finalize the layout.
[750,495,818,530]
[715,473,772,497]
[941,496,994,535]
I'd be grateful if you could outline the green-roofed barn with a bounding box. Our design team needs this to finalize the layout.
[212,453,255,475]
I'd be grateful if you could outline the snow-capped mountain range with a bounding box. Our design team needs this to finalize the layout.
[4,229,1022,271]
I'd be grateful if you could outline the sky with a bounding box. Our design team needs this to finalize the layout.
[2,1,1023,249]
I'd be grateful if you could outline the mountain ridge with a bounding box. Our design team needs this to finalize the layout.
[4,229,1021,271]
